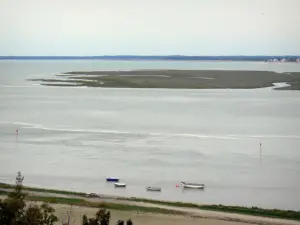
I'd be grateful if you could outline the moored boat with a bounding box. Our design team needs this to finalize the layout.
[146,186,161,192]
[114,182,126,188]
[106,177,119,182]
[181,182,205,189]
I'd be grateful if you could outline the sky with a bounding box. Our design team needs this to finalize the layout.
[0,0,300,56]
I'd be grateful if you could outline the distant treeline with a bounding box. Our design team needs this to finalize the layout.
[1,55,300,61]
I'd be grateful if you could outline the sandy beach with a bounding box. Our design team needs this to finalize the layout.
[41,202,300,225]
[53,203,247,225]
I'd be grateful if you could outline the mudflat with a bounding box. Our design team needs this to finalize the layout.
[30,70,300,89]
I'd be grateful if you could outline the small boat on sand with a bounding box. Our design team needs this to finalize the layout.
[87,193,100,198]
[146,186,161,192]
[114,183,126,188]
[181,182,205,189]
[106,177,119,182]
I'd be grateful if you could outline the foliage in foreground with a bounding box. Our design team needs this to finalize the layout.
[82,208,133,225]
[0,171,58,225]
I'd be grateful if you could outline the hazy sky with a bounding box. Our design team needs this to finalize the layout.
[1,0,299,56]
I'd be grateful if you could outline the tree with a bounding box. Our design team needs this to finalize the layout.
[0,171,58,225]
[82,208,110,225]
[23,204,43,225]
[0,171,26,225]
[82,209,133,225]
[116,219,133,225]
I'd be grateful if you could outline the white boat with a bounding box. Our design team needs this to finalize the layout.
[146,186,161,192]
[181,182,205,189]
[114,182,126,188]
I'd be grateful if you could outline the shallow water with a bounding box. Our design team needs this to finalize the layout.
[0,60,300,210]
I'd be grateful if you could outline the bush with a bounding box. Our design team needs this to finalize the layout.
[82,209,133,225]
[82,208,110,225]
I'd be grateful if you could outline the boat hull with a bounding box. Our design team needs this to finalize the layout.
[146,187,161,192]
[182,184,204,189]
[106,177,119,182]
[114,183,126,188]
[181,182,205,189]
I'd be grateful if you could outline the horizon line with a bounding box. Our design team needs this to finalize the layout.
[1,55,300,57]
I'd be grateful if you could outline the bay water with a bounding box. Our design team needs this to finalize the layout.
[0,60,300,210]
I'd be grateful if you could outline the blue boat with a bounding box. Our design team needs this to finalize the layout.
[106,177,119,182]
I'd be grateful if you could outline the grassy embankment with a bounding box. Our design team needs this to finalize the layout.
[0,184,184,215]
[122,197,300,220]
[0,182,87,197]
[28,196,184,215]
[1,182,300,221]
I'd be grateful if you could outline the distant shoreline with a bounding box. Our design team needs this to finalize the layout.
[1,55,300,62]
[29,69,300,90]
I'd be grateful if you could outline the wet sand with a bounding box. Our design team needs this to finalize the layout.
[30,70,300,90]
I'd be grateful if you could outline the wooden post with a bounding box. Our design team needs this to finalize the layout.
[259,143,262,158]
[16,129,19,141]
[259,143,262,164]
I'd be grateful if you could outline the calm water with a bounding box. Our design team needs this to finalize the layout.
[0,60,300,210]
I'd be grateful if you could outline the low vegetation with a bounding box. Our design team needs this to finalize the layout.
[200,205,300,221]
[24,196,185,215]
[118,197,200,208]
[0,182,87,197]
[28,70,300,90]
